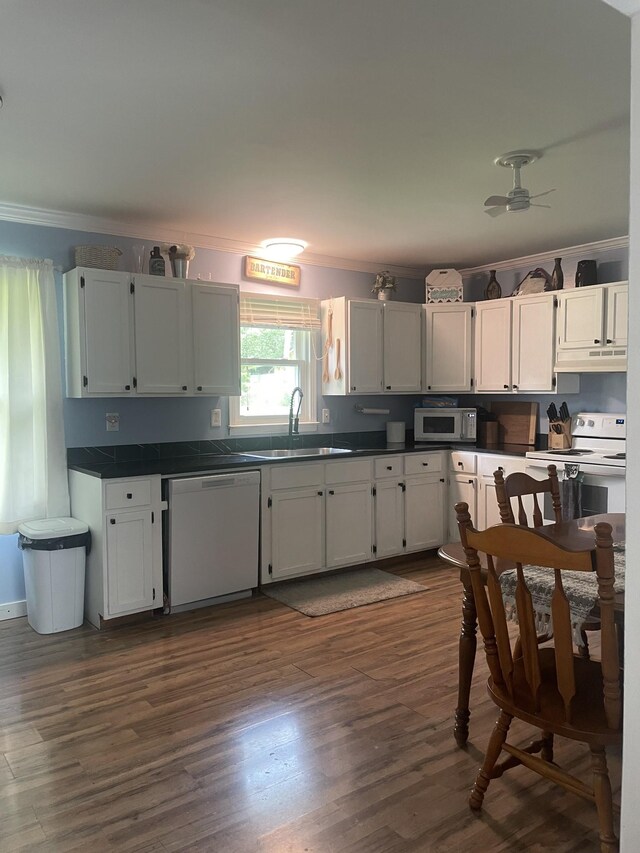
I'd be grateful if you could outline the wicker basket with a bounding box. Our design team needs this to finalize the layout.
[74,245,122,270]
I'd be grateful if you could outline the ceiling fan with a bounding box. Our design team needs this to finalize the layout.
[484,150,555,217]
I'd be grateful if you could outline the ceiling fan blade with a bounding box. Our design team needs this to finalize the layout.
[530,203,552,209]
[485,205,508,217]
[529,188,556,201]
[484,195,510,207]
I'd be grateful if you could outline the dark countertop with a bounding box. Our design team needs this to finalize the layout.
[67,440,540,479]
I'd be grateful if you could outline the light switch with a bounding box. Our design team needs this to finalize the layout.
[210,408,222,428]
[322,408,331,424]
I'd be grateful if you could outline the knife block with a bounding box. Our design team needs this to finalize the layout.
[548,421,572,450]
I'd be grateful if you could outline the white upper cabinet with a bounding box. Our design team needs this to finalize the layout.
[133,276,190,395]
[64,268,134,396]
[424,303,473,392]
[321,297,421,395]
[348,300,384,393]
[192,283,240,395]
[511,293,557,392]
[555,282,628,372]
[474,299,512,392]
[64,268,241,397]
[383,302,422,392]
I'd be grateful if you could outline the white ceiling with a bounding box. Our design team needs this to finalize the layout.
[0,0,631,272]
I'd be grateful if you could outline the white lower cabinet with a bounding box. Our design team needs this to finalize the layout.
[68,471,163,628]
[270,487,325,580]
[448,473,478,542]
[405,475,446,551]
[326,483,373,568]
[374,478,405,558]
[475,454,528,530]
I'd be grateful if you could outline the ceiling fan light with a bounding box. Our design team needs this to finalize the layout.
[261,238,307,260]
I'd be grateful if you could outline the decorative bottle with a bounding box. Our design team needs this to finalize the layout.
[149,246,165,276]
[551,257,564,290]
[485,270,501,300]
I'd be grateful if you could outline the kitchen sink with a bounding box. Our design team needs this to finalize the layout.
[241,447,353,459]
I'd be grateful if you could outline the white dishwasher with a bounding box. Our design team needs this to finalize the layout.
[167,470,260,610]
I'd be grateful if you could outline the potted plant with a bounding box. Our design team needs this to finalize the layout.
[372,271,397,301]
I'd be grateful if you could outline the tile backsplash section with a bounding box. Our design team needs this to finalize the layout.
[66,431,405,465]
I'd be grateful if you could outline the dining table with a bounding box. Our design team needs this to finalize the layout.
[438,512,625,748]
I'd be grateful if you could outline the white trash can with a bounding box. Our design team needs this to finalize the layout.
[18,517,91,634]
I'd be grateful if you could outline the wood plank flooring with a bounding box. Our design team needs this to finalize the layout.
[0,555,620,852]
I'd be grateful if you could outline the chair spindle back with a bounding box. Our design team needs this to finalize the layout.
[494,464,562,527]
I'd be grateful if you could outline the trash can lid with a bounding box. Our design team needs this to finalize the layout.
[17,517,89,539]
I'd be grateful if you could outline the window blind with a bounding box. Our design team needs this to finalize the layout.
[239,292,320,330]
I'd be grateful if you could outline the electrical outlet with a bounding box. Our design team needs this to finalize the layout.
[106,413,120,432]
[322,408,331,424]
[210,408,222,428]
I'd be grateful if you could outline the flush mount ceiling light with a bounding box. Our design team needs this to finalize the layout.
[260,238,307,260]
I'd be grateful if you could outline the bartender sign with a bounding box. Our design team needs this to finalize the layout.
[426,268,463,302]
[244,256,301,287]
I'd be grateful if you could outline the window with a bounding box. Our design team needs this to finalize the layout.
[229,293,320,431]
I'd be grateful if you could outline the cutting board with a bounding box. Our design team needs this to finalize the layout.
[490,402,538,446]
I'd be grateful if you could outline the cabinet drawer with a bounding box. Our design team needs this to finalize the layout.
[404,453,443,476]
[477,454,526,478]
[450,451,477,474]
[325,459,372,484]
[270,463,324,490]
[374,456,404,479]
[105,479,152,510]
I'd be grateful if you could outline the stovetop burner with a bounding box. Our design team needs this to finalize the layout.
[546,449,593,456]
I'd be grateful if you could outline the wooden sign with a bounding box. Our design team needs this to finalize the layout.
[244,256,301,287]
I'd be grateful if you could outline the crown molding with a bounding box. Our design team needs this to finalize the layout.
[601,1,640,16]
[459,235,630,276]
[0,202,425,280]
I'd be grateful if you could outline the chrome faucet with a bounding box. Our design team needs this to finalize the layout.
[288,386,304,446]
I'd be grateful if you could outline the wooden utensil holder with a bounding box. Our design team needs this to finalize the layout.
[548,421,572,450]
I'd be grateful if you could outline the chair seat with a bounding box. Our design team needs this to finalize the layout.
[488,648,622,747]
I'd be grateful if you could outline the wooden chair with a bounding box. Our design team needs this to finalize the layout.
[455,502,621,853]
[494,463,562,528]
[494,463,598,655]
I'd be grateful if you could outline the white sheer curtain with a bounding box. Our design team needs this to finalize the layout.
[0,257,70,533]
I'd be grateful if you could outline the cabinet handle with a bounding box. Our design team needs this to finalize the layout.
[197,385,203,391]
[422,462,429,467]
[351,385,356,391]
[607,339,613,344]
[317,491,323,496]
[457,461,463,467]
[386,465,393,470]
[468,479,474,485]
[126,493,133,499]
[386,385,391,390]
[328,489,335,495]
[512,384,518,389]
[440,478,445,483]
[427,385,431,390]
[594,339,600,344]
[125,384,131,391]
[110,518,116,525]
[182,385,188,391]
[498,466,504,472]
[503,384,509,389]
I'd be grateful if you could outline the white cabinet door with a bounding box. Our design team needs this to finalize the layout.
[557,288,605,350]
[424,303,473,393]
[192,283,240,395]
[477,476,501,530]
[348,300,383,393]
[404,475,445,551]
[325,482,372,568]
[374,479,404,558]
[606,283,628,347]
[448,474,477,542]
[106,510,155,616]
[133,276,190,394]
[474,300,512,391]
[383,302,422,392]
[512,293,556,392]
[65,266,135,399]
[270,487,324,579]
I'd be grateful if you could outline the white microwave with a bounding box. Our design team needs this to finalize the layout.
[414,407,477,443]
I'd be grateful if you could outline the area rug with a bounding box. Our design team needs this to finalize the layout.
[262,568,428,616]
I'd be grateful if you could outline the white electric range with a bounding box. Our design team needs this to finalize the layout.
[525,412,626,517]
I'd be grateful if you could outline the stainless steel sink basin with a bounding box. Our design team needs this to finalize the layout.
[241,447,353,459]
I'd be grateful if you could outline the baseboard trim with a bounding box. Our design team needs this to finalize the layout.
[0,600,27,621]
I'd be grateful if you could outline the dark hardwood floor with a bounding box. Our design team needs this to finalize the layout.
[0,555,619,851]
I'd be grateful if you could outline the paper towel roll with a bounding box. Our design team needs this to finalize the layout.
[386,421,405,445]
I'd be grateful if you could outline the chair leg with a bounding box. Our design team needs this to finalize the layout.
[541,730,554,763]
[590,746,618,853]
[579,628,591,660]
[469,710,512,811]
